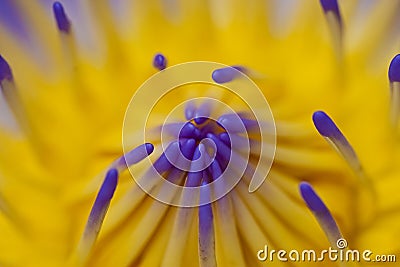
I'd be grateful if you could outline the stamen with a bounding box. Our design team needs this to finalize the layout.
[160,140,196,187]
[160,142,208,264]
[153,144,176,174]
[388,54,400,128]
[165,164,185,184]
[0,55,16,101]
[312,111,363,176]
[179,122,201,139]
[194,102,211,125]
[207,159,247,266]
[52,2,71,33]
[75,143,154,264]
[207,156,228,198]
[0,55,13,83]
[153,53,167,71]
[218,132,230,147]
[206,133,231,168]
[208,158,222,181]
[389,54,400,82]
[52,1,78,76]
[198,181,217,267]
[185,101,196,120]
[160,144,199,265]
[320,0,342,20]
[313,111,376,226]
[0,55,22,123]
[218,113,257,133]
[153,120,200,144]
[212,66,245,84]
[161,183,197,266]
[186,145,204,187]
[299,182,342,247]
[207,133,250,185]
[76,169,118,264]
[319,0,343,57]
[111,143,154,171]
[180,138,196,160]
[224,132,260,156]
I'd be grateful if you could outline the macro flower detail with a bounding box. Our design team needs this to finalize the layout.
[122,61,276,208]
[299,182,343,248]
[0,0,400,267]
[312,110,366,179]
[52,1,71,34]
[152,53,167,71]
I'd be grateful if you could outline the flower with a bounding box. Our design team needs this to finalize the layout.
[0,0,399,267]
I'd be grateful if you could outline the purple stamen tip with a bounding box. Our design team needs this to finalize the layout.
[299,182,328,213]
[179,122,198,139]
[209,159,222,181]
[145,143,154,155]
[180,138,196,159]
[218,132,231,147]
[231,65,246,72]
[320,0,341,16]
[206,133,231,162]
[212,66,242,84]
[192,145,202,161]
[153,142,178,174]
[120,143,154,168]
[312,111,341,138]
[0,55,13,82]
[98,169,118,202]
[153,53,167,70]
[388,54,400,82]
[194,116,207,125]
[52,2,71,33]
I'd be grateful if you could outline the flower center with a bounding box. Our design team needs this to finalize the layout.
[122,61,276,207]
[154,99,259,188]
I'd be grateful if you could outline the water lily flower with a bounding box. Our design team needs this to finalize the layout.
[0,0,399,267]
